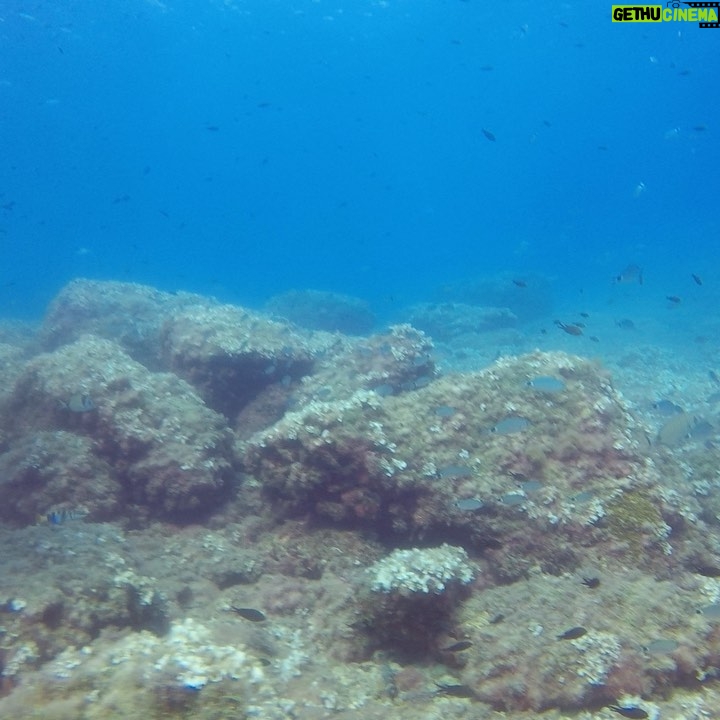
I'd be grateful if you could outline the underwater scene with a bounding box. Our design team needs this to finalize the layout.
[2,1,720,719]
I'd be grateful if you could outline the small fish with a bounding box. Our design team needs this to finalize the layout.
[519,480,542,493]
[656,412,699,446]
[490,416,531,435]
[438,465,474,479]
[441,640,473,652]
[613,264,643,285]
[710,370,720,385]
[435,683,478,699]
[557,626,586,640]
[579,312,589,318]
[41,509,87,525]
[693,125,707,132]
[699,603,720,619]
[433,405,456,417]
[693,563,720,578]
[554,320,583,336]
[489,613,505,624]
[589,336,600,343]
[652,399,683,416]
[512,278,527,288]
[609,706,649,719]
[231,607,266,622]
[59,394,96,413]
[205,125,220,131]
[500,492,525,507]
[616,318,636,330]
[582,577,600,589]
[526,375,565,393]
[643,638,679,655]
[455,498,484,511]
[666,295,681,304]
[481,128,496,142]
[692,273,703,285]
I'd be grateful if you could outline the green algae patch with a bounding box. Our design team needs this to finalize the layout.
[605,490,669,554]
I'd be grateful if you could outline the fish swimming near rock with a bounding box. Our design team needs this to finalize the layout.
[58,394,96,413]
[490,416,531,435]
[557,626,587,640]
[526,375,566,393]
[656,412,700,446]
[609,706,648,719]
[230,607,266,622]
[38,508,87,525]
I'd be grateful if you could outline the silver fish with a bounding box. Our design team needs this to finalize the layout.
[526,376,565,393]
[491,416,531,434]
[59,394,96,413]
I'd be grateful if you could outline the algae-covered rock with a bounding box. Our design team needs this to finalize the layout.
[4,335,237,519]
[160,303,337,420]
[266,288,376,335]
[0,431,120,525]
[406,302,517,342]
[244,351,670,571]
[290,324,436,407]
[38,278,204,365]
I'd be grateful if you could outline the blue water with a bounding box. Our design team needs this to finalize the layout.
[1,0,718,321]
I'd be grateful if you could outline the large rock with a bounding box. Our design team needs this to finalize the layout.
[2,336,237,519]
[244,351,676,576]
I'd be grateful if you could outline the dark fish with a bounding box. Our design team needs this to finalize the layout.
[589,336,600,342]
[616,318,636,330]
[710,370,720,384]
[693,125,707,132]
[579,312,589,318]
[694,564,720,578]
[666,295,681,304]
[582,577,600,589]
[489,613,505,624]
[557,626,587,640]
[1,201,16,211]
[609,706,649,719]
[480,64,494,71]
[435,683,477,699]
[554,320,583,336]
[442,640,473,652]
[206,125,220,131]
[231,607,266,622]
[613,264,643,285]
[481,128,496,142]
[512,278,527,288]
[692,273,703,285]
[112,193,130,204]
